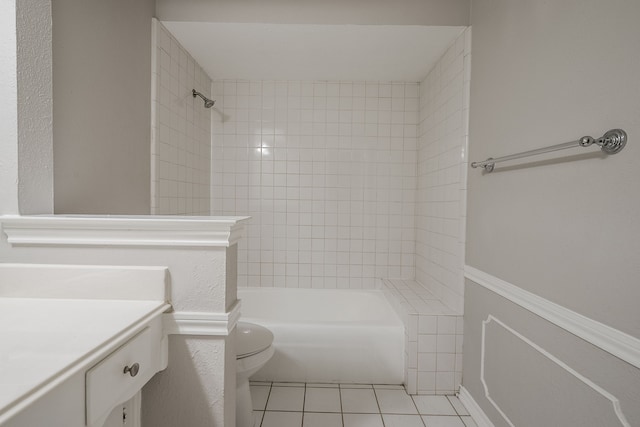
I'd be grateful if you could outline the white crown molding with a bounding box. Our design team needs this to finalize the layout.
[464,265,640,370]
[480,315,630,427]
[0,215,250,248]
[458,386,495,427]
[164,300,241,336]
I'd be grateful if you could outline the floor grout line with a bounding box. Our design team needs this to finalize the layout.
[371,386,386,427]
[338,386,344,427]
[252,382,473,427]
[410,391,428,427]
[258,382,272,427]
[301,382,306,426]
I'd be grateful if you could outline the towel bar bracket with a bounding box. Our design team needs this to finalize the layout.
[591,128,627,154]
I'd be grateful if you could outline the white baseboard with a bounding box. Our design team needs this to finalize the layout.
[459,386,495,427]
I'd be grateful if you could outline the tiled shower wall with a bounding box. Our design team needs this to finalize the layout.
[211,80,418,288]
[415,29,471,313]
[151,20,212,215]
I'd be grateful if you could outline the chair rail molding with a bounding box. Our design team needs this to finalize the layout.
[464,265,640,370]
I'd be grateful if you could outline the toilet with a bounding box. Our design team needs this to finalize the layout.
[236,322,274,427]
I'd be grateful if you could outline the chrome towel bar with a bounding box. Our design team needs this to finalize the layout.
[471,129,627,172]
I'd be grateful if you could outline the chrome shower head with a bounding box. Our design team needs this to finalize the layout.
[192,89,215,108]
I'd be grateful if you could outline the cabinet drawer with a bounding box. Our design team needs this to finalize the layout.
[85,327,154,426]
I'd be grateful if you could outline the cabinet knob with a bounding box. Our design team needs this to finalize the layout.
[123,363,140,377]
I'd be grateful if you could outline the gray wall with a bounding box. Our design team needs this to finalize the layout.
[156,0,469,26]
[467,0,640,338]
[52,0,155,214]
[464,0,640,425]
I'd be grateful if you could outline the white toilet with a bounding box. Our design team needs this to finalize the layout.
[236,322,274,427]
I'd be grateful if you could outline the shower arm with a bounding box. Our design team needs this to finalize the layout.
[192,89,215,108]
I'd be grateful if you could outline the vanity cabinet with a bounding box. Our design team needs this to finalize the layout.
[0,264,170,427]
[86,324,163,427]
[0,313,167,427]
[101,396,139,427]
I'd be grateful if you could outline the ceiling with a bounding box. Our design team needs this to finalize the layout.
[162,22,465,82]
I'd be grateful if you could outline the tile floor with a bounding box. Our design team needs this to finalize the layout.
[250,382,478,427]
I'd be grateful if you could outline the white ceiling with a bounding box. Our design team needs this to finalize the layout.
[162,22,465,82]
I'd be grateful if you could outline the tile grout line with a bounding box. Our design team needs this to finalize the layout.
[300,382,307,427]
[448,394,470,418]
[258,381,273,427]
[371,386,386,427]
[338,384,344,427]
[447,395,460,416]
[409,393,428,427]
[255,382,472,427]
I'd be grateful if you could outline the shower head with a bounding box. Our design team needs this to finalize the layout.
[192,89,215,108]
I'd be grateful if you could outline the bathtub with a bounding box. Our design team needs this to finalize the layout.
[238,287,404,384]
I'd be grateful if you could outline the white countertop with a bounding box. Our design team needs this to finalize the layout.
[0,297,168,421]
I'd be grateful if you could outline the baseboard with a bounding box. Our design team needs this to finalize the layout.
[458,386,495,427]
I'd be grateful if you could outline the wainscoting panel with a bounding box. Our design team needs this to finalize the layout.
[462,271,640,427]
[481,315,630,427]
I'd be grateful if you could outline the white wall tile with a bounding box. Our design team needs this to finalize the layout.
[415,29,470,312]
[213,79,417,289]
[151,21,211,215]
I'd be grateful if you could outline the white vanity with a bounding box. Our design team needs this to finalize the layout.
[0,215,248,427]
[0,264,171,427]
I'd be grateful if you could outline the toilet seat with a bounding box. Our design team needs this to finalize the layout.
[236,322,274,359]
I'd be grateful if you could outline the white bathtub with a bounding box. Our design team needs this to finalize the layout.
[238,287,404,384]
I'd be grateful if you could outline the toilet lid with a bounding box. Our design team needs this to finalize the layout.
[236,322,274,359]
